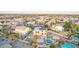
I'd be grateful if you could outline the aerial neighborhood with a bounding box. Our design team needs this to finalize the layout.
[0,14,79,48]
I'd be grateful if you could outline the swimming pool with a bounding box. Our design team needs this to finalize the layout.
[0,38,6,44]
[61,43,77,48]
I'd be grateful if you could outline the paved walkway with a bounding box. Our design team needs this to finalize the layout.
[52,31,68,39]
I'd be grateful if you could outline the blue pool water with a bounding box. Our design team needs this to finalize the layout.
[61,43,77,48]
[0,38,6,44]
[45,40,52,45]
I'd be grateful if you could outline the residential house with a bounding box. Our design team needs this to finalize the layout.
[71,18,79,25]
[14,26,31,35]
[33,26,47,39]
[14,18,23,22]
[51,25,64,32]
[56,17,69,23]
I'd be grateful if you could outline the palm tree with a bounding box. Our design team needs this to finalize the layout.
[76,25,79,31]
[32,41,38,48]
[33,34,39,40]
[33,34,39,47]
[8,33,19,40]
[0,20,5,24]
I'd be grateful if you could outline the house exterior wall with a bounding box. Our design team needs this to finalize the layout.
[33,30,47,38]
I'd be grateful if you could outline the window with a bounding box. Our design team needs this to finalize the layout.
[36,31,39,33]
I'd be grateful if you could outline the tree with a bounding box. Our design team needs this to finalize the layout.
[76,25,79,31]
[32,41,38,48]
[30,24,34,29]
[44,24,48,28]
[29,41,33,46]
[33,34,39,40]
[50,44,56,48]
[77,41,79,46]
[0,21,5,24]
[50,22,55,25]
[58,40,65,45]
[8,33,19,40]
[64,21,72,31]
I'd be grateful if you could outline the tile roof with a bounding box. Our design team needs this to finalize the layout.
[15,26,30,31]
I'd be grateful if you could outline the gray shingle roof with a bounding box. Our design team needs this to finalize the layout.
[34,26,46,30]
